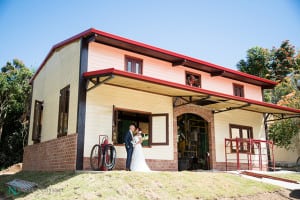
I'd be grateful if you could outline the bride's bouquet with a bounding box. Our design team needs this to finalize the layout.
[131,136,139,146]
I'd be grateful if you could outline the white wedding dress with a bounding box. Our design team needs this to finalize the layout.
[130,136,151,172]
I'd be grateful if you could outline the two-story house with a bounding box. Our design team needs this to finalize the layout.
[23,28,300,171]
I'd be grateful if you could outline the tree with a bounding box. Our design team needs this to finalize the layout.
[268,118,299,150]
[269,40,298,81]
[237,42,300,150]
[237,46,271,78]
[237,40,299,82]
[271,78,294,104]
[296,51,300,71]
[268,75,300,149]
[0,59,33,168]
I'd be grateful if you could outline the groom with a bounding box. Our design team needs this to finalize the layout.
[124,123,136,171]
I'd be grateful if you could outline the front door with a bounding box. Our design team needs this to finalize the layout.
[177,113,209,171]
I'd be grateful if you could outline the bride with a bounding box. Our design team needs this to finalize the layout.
[130,128,151,172]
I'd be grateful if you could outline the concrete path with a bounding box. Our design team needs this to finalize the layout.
[229,170,300,190]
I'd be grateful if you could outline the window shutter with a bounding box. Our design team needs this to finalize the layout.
[112,105,118,144]
[150,113,169,145]
[57,85,70,137]
[32,100,43,142]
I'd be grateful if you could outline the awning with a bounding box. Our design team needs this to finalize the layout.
[83,68,300,115]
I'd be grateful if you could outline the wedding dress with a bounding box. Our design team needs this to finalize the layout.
[130,136,151,172]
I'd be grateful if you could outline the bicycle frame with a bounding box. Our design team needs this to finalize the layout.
[99,135,109,146]
[90,134,116,171]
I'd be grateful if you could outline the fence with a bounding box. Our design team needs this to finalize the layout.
[225,138,275,171]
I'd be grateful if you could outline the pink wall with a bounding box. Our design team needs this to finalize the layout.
[88,42,263,101]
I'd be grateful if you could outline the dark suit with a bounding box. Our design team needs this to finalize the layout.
[124,130,133,170]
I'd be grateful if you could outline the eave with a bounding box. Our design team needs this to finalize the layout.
[31,28,277,89]
[83,68,300,115]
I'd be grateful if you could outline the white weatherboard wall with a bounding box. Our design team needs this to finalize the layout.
[214,110,267,163]
[274,144,299,164]
[84,84,174,160]
[28,40,81,145]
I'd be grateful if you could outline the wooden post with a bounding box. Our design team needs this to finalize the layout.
[236,137,240,170]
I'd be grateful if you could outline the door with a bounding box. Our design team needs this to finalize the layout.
[177,113,209,170]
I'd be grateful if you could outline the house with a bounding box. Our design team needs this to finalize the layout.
[23,28,300,171]
[274,145,299,168]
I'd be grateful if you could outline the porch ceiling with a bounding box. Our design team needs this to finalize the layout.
[83,68,300,115]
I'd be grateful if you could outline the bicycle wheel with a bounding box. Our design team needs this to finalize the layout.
[296,156,300,172]
[104,144,117,170]
[90,144,103,171]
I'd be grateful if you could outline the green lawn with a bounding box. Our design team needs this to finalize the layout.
[271,172,300,182]
[0,171,279,200]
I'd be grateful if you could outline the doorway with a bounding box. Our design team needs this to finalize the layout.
[177,113,210,171]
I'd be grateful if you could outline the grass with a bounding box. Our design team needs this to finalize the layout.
[0,171,279,200]
[270,172,300,182]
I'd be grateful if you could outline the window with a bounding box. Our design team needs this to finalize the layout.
[112,107,169,146]
[229,124,253,153]
[233,84,244,97]
[57,85,70,137]
[125,56,143,74]
[186,72,201,87]
[151,114,169,145]
[113,108,151,146]
[32,100,43,143]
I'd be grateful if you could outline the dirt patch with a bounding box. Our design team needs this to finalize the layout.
[0,163,22,175]
[223,189,299,200]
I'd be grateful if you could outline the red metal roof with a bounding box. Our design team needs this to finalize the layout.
[31,28,277,89]
[83,68,300,114]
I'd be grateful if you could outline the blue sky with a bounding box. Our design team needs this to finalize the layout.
[0,0,300,70]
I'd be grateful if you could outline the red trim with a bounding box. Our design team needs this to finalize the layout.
[30,28,94,83]
[90,28,276,86]
[31,28,277,87]
[84,68,300,114]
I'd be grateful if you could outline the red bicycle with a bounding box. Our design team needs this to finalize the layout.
[90,135,116,171]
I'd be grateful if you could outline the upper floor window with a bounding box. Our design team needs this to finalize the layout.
[186,72,201,87]
[57,85,70,137]
[125,56,143,75]
[32,100,43,143]
[233,83,244,97]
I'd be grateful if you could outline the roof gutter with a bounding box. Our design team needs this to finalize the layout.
[30,28,277,88]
